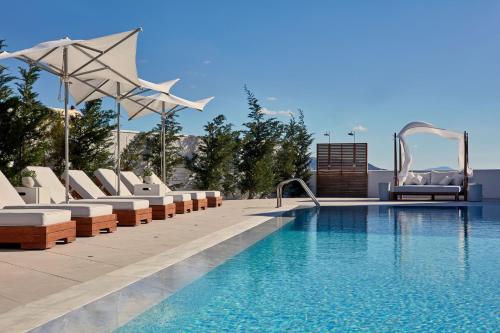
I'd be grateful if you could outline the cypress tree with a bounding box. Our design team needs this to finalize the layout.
[144,112,183,182]
[275,115,300,182]
[72,100,115,174]
[189,114,240,196]
[121,131,148,172]
[0,64,55,184]
[294,109,313,184]
[275,109,313,196]
[239,86,282,198]
[0,40,14,102]
[49,100,116,175]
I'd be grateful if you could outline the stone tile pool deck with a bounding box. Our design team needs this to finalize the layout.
[0,198,498,332]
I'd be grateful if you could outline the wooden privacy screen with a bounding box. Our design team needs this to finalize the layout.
[316,143,368,197]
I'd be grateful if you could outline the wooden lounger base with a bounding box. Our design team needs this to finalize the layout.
[393,193,462,201]
[114,208,152,226]
[0,221,76,250]
[175,200,193,214]
[193,198,208,211]
[208,197,223,207]
[74,214,118,237]
[151,203,176,220]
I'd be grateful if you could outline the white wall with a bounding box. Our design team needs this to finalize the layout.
[367,170,394,197]
[469,169,500,199]
[311,169,500,199]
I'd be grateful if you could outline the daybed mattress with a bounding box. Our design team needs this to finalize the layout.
[392,185,462,194]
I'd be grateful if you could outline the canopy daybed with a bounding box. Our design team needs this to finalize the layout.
[392,122,471,201]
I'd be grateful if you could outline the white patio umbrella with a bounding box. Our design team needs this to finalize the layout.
[122,93,214,182]
[69,78,178,195]
[0,29,142,202]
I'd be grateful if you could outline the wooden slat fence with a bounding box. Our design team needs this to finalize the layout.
[316,143,368,197]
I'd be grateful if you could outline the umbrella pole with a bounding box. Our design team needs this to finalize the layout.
[161,102,166,183]
[116,82,121,196]
[63,47,70,204]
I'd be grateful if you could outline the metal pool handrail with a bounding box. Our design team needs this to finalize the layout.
[276,178,320,208]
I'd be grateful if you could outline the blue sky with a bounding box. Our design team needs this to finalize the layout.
[1,1,500,169]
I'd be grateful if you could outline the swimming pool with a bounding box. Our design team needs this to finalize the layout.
[115,206,499,332]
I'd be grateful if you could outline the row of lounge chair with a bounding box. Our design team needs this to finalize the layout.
[0,167,222,250]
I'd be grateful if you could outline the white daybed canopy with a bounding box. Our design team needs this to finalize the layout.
[0,29,142,202]
[397,121,472,184]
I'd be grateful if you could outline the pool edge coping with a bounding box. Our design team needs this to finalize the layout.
[0,204,300,333]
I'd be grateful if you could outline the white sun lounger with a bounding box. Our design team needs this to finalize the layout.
[27,166,152,226]
[120,171,208,211]
[0,171,116,237]
[94,168,193,214]
[67,169,176,219]
[0,208,75,249]
[149,172,222,208]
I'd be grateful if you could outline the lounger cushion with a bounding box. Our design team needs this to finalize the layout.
[0,172,26,207]
[431,171,458,185]
[94,169,133,196]
[392,185,462,194]
[120,171,142,193]
[26,166,73,203]
[162,193,192,202]
[167,191,207,200]
[438,176,453,186]
[5,203,113,218]
[103,195,173,205]
[75,199,150,210]
[413,172,431,185]
[452,173,464,186]
[204,191,221,198]
[150,172,221,198]
[67,170,107,199]
[123,171,210,199]
[0,209,71,226]
[403,172,416,185]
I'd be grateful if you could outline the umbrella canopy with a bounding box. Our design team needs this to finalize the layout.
[68,77,181,195]
[69,77,179,105]
[123,92,214,120]
[122,92,214,182]
[0,29,141,87]
[0,29,142,202]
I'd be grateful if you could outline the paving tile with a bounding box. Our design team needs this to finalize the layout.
[0,262,78,304]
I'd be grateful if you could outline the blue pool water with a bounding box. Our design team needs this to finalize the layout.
[116,206,500,332]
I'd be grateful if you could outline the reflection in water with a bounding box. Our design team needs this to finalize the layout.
[383,206,484,280]
[117,205,500,333]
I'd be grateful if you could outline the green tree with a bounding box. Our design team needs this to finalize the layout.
[238,86,282,198]
[72,100,115,174]
[275,109,313,196]
[0,64,55,184]
[189,114,240,196]
[0,40,14,102]
[144,112,183,182]
[293,109,313,183]
[121,131,148,172]
[275,115,300,182]
[50,100,116,175]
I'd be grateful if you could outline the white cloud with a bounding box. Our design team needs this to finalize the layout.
[266,96,278,101]
[202,59,212,64]
[353,125,367,132]
[260,107,293,117]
